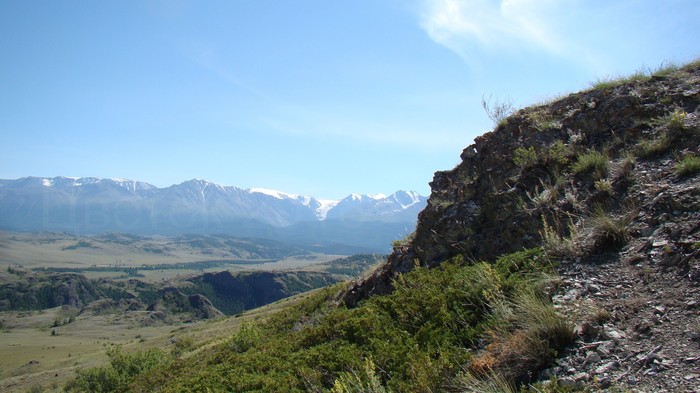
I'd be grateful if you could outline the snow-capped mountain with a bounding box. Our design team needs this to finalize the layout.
[0,177,427,252]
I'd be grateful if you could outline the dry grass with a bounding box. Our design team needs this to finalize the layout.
[466,292,574,387]
[540,216,580,259]
[588,209,632,249]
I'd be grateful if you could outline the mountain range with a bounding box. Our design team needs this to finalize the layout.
[0,177,426,252]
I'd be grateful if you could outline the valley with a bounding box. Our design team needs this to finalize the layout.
[0,231,346,278]
[0,231,385,392]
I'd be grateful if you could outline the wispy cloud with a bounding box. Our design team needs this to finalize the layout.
[418,0,574,61]
[261,104,470,152]
[182,39,274,103]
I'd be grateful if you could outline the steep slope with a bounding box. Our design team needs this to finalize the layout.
[341,62,700,391]
[345,62,700,304]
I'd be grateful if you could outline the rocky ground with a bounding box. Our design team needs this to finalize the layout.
[549,153,700,392]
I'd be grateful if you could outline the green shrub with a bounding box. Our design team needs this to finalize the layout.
[547,141,572,166]
[65,346,171,392]
[171,336,195,357]
[653,108,687,131]
[675,154,700,177]
[571,151,609,179]
[513,146,538,168]
[126,251,570,393]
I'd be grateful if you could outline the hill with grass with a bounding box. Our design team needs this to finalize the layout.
[63,61,700,392]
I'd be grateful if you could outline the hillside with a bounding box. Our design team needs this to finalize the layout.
[61,61,699,392]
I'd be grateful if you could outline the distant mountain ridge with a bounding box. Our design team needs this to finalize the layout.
[0,177,427,252]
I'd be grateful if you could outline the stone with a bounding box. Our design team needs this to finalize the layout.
[585,352,602,364]
[602,326,625,340]
[556,377,577,388]
[572,372,590,382]
[595,361,618,374]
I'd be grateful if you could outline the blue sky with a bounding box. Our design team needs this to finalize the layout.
[1,0,698,200]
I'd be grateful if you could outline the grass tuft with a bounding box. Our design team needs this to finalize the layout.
[675,154,700,177]
[540,216,579,259]
[571,151,609,179]
[588,209,632,249]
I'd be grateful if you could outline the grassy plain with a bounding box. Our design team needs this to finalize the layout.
[0,231,345,280]
[0,231,355,391]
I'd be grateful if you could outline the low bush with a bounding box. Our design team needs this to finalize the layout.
[84,250,571,393]
[513,146,539,168]
[65,346,171,392]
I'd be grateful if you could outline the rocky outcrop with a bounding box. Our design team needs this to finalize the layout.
[187,270,338,315]
[342,62,700,391]
[0,270,103,310]
[344,62,700,306]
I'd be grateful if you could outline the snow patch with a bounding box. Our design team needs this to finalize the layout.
[249,187,299,200]
[42,178,54,187]
[316,199,340,220]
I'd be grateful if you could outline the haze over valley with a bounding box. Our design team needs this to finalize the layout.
[0,176,426,253]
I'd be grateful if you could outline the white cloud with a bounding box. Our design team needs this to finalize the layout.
[418,0,571,60]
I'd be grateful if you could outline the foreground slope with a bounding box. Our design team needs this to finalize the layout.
[68,61,699,392]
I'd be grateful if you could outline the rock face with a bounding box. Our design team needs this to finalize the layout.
[187,270,338,315]
[343,62,700,391]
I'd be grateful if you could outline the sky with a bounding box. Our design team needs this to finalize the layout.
[1,0,699,200]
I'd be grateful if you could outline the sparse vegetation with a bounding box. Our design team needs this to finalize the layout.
[482,95,515,127]
[653,108,687,131]
[617,153,636,180]
[636,132,672,158]
[594,178,613,195]
[589,62,680,90]
[528,109,561,131]
[527,183,559,209]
